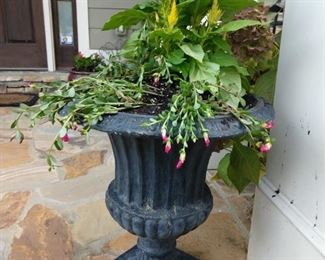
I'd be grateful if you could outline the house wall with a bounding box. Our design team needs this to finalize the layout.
[248,0,325,259]
[87,0,138,51]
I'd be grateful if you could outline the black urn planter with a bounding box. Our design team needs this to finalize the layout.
[90,98,274,260]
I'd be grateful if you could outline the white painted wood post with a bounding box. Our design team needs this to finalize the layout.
[248,0,325,259]
[42,0,56,72]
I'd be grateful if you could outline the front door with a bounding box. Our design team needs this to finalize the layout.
[0,0,47,69]
[52,0,78,69]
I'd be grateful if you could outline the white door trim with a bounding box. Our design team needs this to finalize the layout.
[42,0,56,71]
[76,0,97,56]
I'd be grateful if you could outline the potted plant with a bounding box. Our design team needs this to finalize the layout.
[68,52,104,81]
[11,0,276,259]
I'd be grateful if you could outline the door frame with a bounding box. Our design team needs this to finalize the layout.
[75,0,97,57]
[51,0,78,69]
[42,0,56,71]
[42,0,93,71]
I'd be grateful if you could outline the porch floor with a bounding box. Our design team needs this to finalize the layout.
[0,107,255,260]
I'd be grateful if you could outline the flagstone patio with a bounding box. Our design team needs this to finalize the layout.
[0,107,255,260]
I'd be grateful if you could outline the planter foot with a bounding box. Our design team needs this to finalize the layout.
[116,237,197,260]
[116,245,197,260]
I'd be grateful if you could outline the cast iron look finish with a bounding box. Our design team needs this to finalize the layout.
[93,98,274,260]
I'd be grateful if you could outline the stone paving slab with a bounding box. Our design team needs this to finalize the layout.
[0,71,69,82]
[0,107,255,260]
[0,71,69,94]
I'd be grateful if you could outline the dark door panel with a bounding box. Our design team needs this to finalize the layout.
[0,0,47,68]
[52,0,78,69]
[5,0,34,42]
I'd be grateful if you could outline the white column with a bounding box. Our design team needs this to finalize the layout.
[248,1,325,259]
[42,0,56,71]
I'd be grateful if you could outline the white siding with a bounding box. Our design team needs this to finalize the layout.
[87,0,138,50]
[248,0,325,258]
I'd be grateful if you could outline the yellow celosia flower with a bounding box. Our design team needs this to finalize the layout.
[208,0,222,25]
[168,0,178,29]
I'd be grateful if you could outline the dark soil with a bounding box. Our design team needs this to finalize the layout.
[126,77,258,116]
[127,77,178,115]
[243,93,258,109]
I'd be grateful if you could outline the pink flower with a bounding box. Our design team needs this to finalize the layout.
[176,152,186,169]
[78,52,84,58]
[61,133,70,143]
[260,142,272,153]
[203,132,210,147]
[165,140,172,154]
[262,121,274,129]
[161,128,168,141]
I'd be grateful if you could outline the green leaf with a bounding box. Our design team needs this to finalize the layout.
[10,120,18,129]
[172,62,191,79]
[167,49,186,65]
[15,130,24,144]
[54,138,64,151]
[219,67,242,93]
[20,103,29,110]
[149,29,184,43]
[40,103,50,111]
[228,142,261,193]
[216,153,233,186]
[217,20,261,33]
[236,66,249,76]
[102,9,148,31]
[210,50,249,75]
[180,44,205,63]
[193,102,201,110]
[222,92,240,109]
[254,69,277,103]
[121,30,141,58]
[190,60,220,83]
[183,0,212,25]
[47,154,57,171]
[177,0,196,9]
[210,50,239,67]
[68,87,75,98]
[212,37,232,52]
[59,128,67,138]
[219,0,258,21]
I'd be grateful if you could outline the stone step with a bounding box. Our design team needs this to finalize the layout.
[0,71,69,94]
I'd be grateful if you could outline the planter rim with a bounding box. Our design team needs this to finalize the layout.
[92,97,274,139]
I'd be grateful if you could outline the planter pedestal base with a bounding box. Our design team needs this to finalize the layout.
[117,238,197,260]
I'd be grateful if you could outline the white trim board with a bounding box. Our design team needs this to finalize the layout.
[42,0,56,71]
[259,177,325,257]
[76,0,98,56]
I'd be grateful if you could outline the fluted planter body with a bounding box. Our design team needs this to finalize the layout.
[91,98,274,260]
[107,134,214,259]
